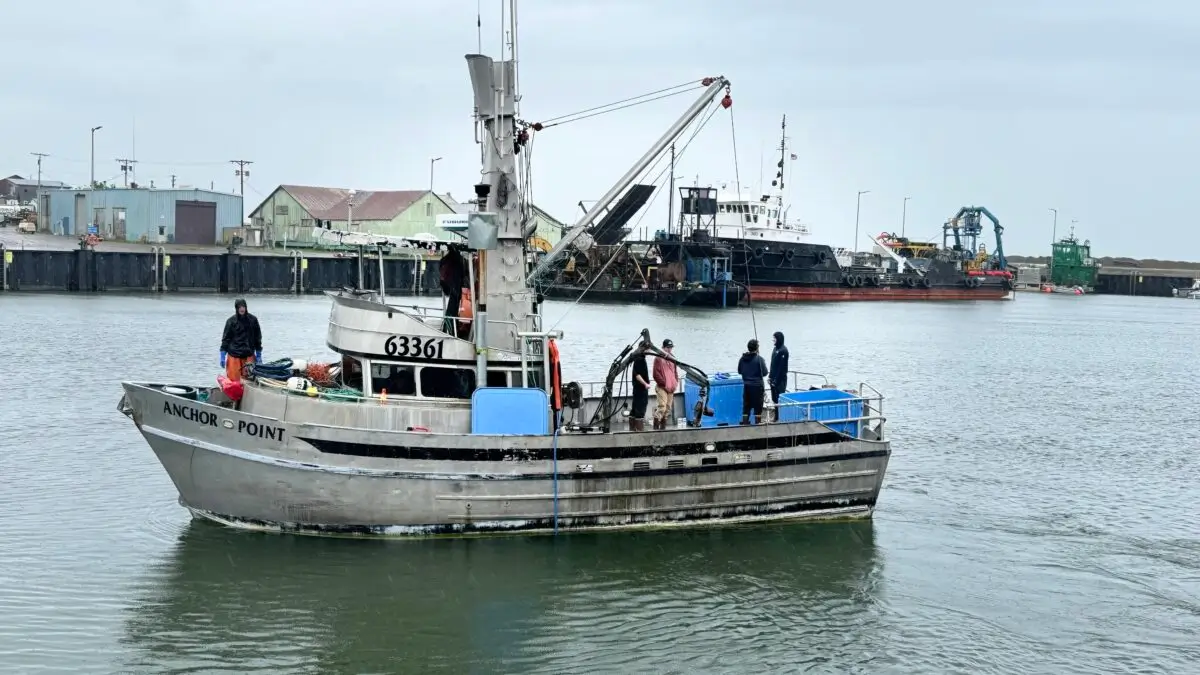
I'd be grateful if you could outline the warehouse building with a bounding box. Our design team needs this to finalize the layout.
[249,183,566,248]
[43,187,243,244]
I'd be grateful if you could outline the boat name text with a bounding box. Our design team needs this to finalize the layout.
[162,401,285,441]
[384,335,446,359]
[163,401,218,427]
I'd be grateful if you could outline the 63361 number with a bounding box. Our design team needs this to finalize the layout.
[384,335,446,360]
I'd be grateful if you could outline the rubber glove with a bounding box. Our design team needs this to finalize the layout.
[220,351,227,367]
[255,350,263,363]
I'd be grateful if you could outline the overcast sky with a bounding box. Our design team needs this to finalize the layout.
[4,0,1198,259]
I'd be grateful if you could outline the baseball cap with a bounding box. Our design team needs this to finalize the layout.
[662,339,674,348]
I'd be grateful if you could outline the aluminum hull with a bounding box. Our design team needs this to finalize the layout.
[121,382,890,538]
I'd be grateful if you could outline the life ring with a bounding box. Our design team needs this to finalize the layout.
[920,277,933,289]
[547,338,563,413]
[784,249,795,261]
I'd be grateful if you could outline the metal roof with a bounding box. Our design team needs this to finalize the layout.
[278,185,428,221]
[3,177,67,188]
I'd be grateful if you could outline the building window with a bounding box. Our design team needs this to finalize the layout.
[275,204,289,216]
[371,363,417,396]
[300,218,313,228]
[420,366,476,399]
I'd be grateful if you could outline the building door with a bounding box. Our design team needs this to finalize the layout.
[73,193,85,236]
[174,200,217,245]
[113,207,127,240]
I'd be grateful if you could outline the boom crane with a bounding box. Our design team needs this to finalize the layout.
[944,205,1008,271]
[529,76,733,282]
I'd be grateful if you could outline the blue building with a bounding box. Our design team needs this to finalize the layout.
[41,187,243,245]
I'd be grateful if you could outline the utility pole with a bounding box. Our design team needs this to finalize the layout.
[230,160,253,197]
[115,158,137,187]
[901,196,911,237]
[31,152,48,191]
[170,174,176,188]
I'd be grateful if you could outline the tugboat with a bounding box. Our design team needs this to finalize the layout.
[116,4,890,537]
[1045,226,1098,294]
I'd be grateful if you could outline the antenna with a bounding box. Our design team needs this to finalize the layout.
[476,0,482,52]
[115,158,138,187]
[170,174,177,188]
[231,159,253,197]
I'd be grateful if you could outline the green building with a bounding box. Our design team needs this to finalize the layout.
[1050,232,1098,289]
[248,184,565,248]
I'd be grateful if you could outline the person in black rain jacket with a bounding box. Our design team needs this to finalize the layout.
[220,298,262,382]
[768,331,790,416]
[737,338,769,424]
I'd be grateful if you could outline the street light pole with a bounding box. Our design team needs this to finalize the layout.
[429,157,442,194]
[901,196,911,237]
[1048,207,1058,281]
[90,126,103,188]
[854,189,870,255]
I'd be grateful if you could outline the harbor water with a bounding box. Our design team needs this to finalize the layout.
[0,293,1197,674]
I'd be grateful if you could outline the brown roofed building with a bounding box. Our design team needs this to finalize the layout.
[248,184,457,246]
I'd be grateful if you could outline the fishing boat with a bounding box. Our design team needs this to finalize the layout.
[1172,278,1200,299]
[116,3,891,537]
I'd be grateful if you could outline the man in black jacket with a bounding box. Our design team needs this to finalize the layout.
[768,331,790,420]
[220,298,262,382]
[737,338,769,425]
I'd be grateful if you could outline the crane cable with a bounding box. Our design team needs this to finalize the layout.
[628,100,724,232]
[535,80,705,129]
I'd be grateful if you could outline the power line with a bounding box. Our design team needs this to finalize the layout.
[230,159,253,198]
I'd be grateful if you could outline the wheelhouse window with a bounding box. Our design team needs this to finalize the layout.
[486,370,508,387]
[370,362,416,396]
[341,356,364,390]
[420,366,476,399]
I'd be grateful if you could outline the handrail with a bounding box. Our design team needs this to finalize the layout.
[0,242,7,291]
[787,370,831,388]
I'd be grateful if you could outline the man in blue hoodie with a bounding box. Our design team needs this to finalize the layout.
[737,338,769,425]
[768,331,790,420]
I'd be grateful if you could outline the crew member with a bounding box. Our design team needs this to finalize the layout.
[652,338,678,430]
[737,338,768,425]
[629,343,651,432]
[768,331,790,420]
[220,298,262,382]
[439,246,466,334]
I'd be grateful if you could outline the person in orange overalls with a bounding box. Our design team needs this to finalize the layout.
[220,298,262,382]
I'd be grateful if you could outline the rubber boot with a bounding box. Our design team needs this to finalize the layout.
[632,418,645,432]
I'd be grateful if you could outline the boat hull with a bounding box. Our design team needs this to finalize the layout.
[748,284,1013,302]
[121,382,889,538]
[540,283,745,308]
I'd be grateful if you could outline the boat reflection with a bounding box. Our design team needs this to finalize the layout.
[121,521,881,673]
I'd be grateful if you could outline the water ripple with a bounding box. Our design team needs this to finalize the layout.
[0,292,1196,673]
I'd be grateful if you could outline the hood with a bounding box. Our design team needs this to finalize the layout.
[234,298,248,311]
[739,351,758,364]
[773,331,785,347]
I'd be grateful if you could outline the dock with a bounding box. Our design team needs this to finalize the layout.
[0,230,441,295]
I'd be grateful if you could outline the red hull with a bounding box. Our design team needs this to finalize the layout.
[749,285,1012,302]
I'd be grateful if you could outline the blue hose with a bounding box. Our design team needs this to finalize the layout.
[552,409,562,536]
[248,358,294,380]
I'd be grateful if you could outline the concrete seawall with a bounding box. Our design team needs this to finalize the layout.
[0,232,440,295]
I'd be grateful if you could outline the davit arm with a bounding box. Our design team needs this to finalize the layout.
[591,329,714,432]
